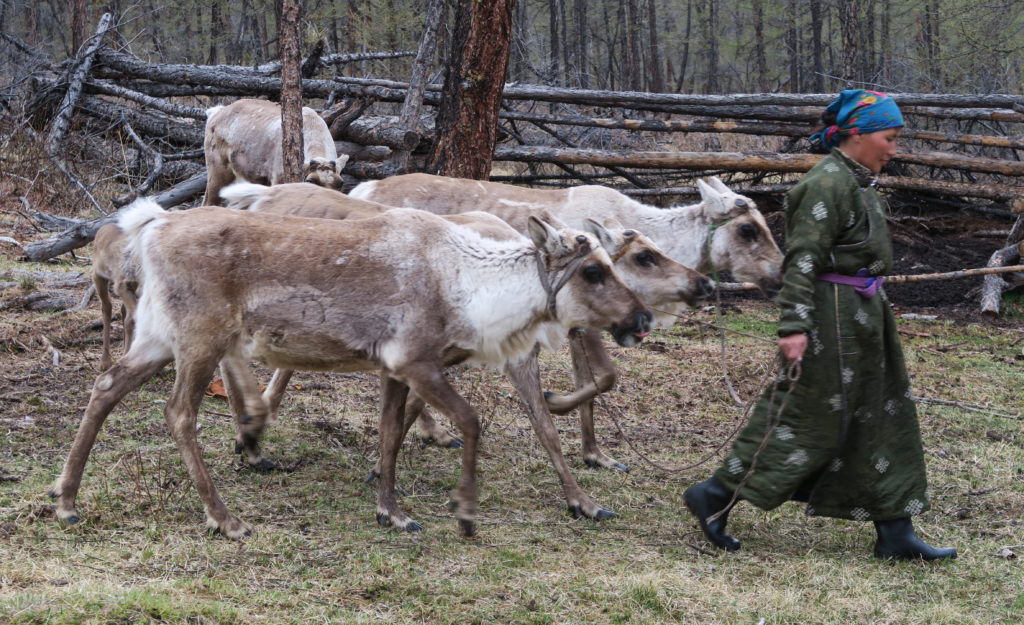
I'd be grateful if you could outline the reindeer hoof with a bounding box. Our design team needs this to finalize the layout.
[249,459,277,472]
[543,391,573,416]
[376,513,392,527]
[405,520,424,532]
[234,440,244,454]
[61,514,80,525]
[594,508,616,521]
[445,438,464,449]
[458,519,477,537]
[584,458,630,473]
[364,471,380,484]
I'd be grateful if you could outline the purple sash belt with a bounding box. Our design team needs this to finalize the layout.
[817,272,884,298]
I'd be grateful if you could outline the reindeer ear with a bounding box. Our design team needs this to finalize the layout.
[709,176,732,194]
[697,179,718,204]
[303,159,315,173]
[334,154,350,173]
[583,218,616,250]
[698,179,730,218]
[527,216,561,253]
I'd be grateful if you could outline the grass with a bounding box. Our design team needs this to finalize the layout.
[1,297,1022,624]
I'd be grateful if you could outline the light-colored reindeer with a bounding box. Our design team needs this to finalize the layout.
[50,199,652,537]
[221,180,710,519]
[350,173,785,471]
[203,98,347,205]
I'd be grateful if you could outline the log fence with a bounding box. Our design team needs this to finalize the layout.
[12,15,1024,313]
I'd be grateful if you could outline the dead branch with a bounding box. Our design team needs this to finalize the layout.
[45,13,113,157]
[85,79,206,119]
[113,115,165,207]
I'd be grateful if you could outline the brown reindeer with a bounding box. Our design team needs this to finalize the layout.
[92,223,140,371]
[350,173,784,471]
[49,199,651,537]
[203,99,347,206]
[221,180,707,518]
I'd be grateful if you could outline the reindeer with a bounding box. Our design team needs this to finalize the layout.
[49,199,652,538]
[92,223,140,371]
[220,180,708,518]
[203,99,347,206]
[350,173,784,471]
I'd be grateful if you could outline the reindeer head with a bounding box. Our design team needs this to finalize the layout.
[527,216,652,347]
[584,218,713,315]
[698,177,783,297]
[303,155,348,190]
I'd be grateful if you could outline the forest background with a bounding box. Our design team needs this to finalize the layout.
[3,0,1022,97]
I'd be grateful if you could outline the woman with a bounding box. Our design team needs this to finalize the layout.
[684,89,956,561]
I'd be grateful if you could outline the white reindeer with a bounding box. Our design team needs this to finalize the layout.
[350,173,784,471]
[203,98,347,205]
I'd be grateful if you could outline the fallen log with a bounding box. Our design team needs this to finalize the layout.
[336,116,421,150]
[497,111,1024,151]
[493,146,823,172]
[78,94,204,145]
[85,79,207,119]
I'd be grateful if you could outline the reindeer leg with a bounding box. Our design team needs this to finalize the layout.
[413,402,463,449]
[96,276,114,371]
[220,355,275,470]
[50,349,172,525]
[544,330,617,415]
[374,372,421,531]
[506,346,616,521]
[164,349,251,538]
[579,397,629,472]
[398,363,481,537]
[261,368,295,421]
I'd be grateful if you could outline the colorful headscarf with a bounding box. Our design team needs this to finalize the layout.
[809,89,904,150]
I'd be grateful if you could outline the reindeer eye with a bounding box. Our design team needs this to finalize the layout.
[582,264,605,284]
[576,235,588,244]
[735,198,747,208]
[623,230,635,238]
[739,223,759,240]
[634,251,656,267]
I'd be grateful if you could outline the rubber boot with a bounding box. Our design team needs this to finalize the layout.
[873,518,957,561]
[684,476,741,551]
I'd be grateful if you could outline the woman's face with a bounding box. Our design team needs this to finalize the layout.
[841,127,901,174]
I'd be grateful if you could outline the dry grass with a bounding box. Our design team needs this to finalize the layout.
[1,263,1023,624]
[1,129,1022,624]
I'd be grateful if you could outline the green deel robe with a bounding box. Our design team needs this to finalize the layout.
[714,148,931,521]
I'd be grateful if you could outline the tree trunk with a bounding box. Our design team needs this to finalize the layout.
[209,4,224,65]
[71,0,88,53]
[426,0,515,180]
[573,0,589,88]
[675,0,693,92]
[787,0,800,92]
[646,0,664,93]
[704,0,719,93]
[277,0,305,183]
[810,0,824,91]
[839,0,861,84]
[752,0,768,92]
[626,0,642,91]
[548,0,560,84]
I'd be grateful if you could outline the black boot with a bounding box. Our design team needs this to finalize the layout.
[684,476,741,551]
[873,518,957,561]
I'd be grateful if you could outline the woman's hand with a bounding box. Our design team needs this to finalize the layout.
[778,332,808,362]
